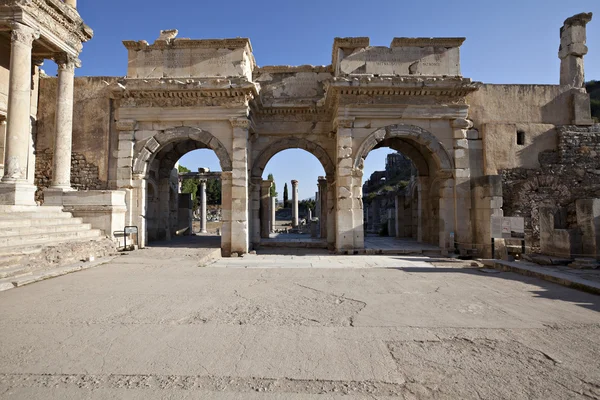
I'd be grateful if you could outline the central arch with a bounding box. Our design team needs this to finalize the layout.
[251,137,335,179]
[250,137,336,250]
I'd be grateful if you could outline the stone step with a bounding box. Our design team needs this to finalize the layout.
[0,229,103,248]
[0,217,84,229]
[0,205,64,213]
[0,265,33,279]
[0,223,93,237]
[0,211,74,220]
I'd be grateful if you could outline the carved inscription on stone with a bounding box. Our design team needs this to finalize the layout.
[338,46,460,76]
[128,47,251,79]
[257,72,331,106]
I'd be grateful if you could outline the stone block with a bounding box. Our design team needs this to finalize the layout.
[134,130,157,142]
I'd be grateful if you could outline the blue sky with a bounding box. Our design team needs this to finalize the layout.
[52,0,599,201]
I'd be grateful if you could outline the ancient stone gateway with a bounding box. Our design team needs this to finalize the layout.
[18,12,597,259]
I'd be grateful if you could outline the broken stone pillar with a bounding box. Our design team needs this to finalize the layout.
[271,196,276,233]
[559,12,592,88]
[540,207,582,258]
[576,199,600,259]
[228,118,250,255]
[291,179,299,228]
[308,208,312,220]
[318,177,328,239]
[177,193,193,235]
[0,23,38,205]
[260,180,272,239]
[199,179,207,233]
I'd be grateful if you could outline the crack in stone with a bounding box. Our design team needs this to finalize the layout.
[0,373,409,396]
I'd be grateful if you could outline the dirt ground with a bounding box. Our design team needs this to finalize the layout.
[0,236,599,399]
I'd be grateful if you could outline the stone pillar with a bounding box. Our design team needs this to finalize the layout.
[335,118,358,252]
[438,177,456,255]
[260,180,272,238]
[199,179,207,233]
[0,23,38,205]
[318,176,327,239]
[452,118,474,252]
[291,179,299,228]
[228,118,250,255]
[220,171,233,256]
[559,13,592,88]
[0,118,6,178]
[471,175,503,258]
[326,174,335,250]
[48,54,79,193]
[271,196,276,233]
[249,177,261,248]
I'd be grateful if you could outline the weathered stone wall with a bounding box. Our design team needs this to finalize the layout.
[35,149,104,203]
[36,76,118,185]
[501,125,600,250]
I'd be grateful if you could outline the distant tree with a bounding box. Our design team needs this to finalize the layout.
[178,165,191,173]
[267,173,278,198]
[283,183,289,208]
[206,179,221,205]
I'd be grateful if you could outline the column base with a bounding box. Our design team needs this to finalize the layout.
[0,181,37,206]
[200,229,208,234]
[43,187,75,206]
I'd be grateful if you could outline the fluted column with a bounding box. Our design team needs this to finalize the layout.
[0,23,39,205]
[291,180,299,228]
[49,53,79,191]
[199,179,207,233]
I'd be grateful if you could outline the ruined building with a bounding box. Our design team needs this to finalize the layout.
[0,3,597,259]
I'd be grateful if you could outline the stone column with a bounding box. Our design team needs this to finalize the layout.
[48,53,79,193]
[199,179,207,233]
[559,13,592,88]
[271,196,276,233]
[291,179,299,228]
[335,118,356,252]
[228,118,250,255]
[318,176,327,239]
[452,118,474,252]
[260,180,272,238]
[0,23,38,205]
[0,118,6,178]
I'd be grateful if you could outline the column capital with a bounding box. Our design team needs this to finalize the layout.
[54,53,81,71]
[291,179,299,187]
[10,23,39,47]
[229,117,250,129]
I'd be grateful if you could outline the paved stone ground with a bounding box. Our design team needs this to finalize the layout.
[0,239,599,399]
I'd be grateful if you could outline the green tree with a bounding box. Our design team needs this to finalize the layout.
[267,173,278,198]
[178,165,191,173]
[206,179,221,205]
[178,164,198,205]
[283,183,289,208]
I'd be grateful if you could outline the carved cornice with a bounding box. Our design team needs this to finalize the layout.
[123,38,252,52]
[255,65,331,74]
[229,117,250,129]
[390,37,466,48]
[28,0,93,43]
[327,76,481,97]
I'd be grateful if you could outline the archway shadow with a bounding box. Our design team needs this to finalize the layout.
[145,235,221,250]
[386,264,600,313]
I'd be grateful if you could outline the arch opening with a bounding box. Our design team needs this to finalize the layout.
[251,140,335,250]
[356,124,455,250]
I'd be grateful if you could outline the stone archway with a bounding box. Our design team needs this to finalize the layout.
[132,126,232,177]
[353,124,455,251]
[250,137,336,249]
[251,137,334,178]
[124,126,232,248]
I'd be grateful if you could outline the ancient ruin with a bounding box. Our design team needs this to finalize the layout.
[0,3,597,261]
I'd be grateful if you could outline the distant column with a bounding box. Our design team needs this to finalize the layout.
[260,180,272,238]
[271,196,276,232]
[318,177,327,238]
[291,180,299,228]
[199,179,207,233]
